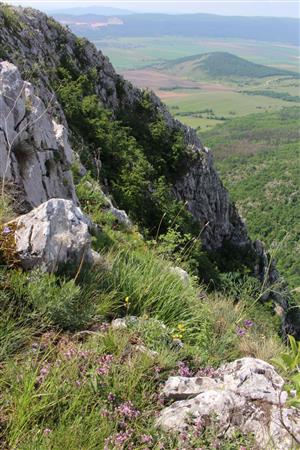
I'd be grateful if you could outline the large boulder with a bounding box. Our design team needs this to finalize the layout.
[157,357,300,450]
[0,61,77,210]
[0,198,100,272]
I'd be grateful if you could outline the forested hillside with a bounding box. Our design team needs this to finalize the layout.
[203,107,300,290]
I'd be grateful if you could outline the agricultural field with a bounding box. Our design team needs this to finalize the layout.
[97,38,300,131]
[95,36,300,72]
[121,69,299,131]
[164,87,296,131]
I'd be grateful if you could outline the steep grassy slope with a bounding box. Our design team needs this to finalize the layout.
[203,107,300,289]
[0,173,286,450]
[157,52,298,80]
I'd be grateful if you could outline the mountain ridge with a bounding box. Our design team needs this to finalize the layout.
[53,12,300,46]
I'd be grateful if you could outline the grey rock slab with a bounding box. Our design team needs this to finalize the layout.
[6,198,99,272]
[0,61,77,210]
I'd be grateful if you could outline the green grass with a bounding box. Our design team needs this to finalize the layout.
[203,107,300,289]
[0,173,287,449]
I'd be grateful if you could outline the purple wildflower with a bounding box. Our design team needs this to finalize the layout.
[43,428,52,436]
[2,226,11,235]
[107,392,116,403]
[236,327,246,337]
[195,367,219,378]
[179,431,188,442]
[104,429,133,449]
[37,363,51,384]
[100,408,110,418]
[78,350,90,359]
[177,361,192,377]
[194,416,204,437]
[140,434,153,444]
[244,319,254,328]
[157,444,165,450]
[96,354,113,376]
[63,347,77,359]
[97,366,109,376]
[116,401,140,419]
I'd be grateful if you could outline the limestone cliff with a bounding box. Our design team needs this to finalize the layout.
[0,61,76,210]
[0,4,250,253]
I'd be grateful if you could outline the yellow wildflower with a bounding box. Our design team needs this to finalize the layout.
[177,323,186,332]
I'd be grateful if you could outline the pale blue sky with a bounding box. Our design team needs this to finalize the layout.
[5,0,300,17]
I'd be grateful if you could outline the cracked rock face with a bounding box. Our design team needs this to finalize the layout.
[4,198,100,272]
[0,61,76,210]
[157,358,300,450]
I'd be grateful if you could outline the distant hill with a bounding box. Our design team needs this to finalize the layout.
[53,13,124,28]
[50,6,133,16]
[59,13,300,46]
[157,52,298,79]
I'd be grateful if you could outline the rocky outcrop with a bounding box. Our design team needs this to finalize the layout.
[0,61,76,211]
[173,146,250,251]
[1,199,100,272]
[157,358,300,450]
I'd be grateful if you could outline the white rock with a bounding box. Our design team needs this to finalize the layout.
[111,316,138,330]
[109,204,132,227]
[162,376,219,400]
[170,266,190,286]
[4,198,99,272]
[157,390,244,432]
[157,357,300,449]
[111,318,127,330]
[221,357,286,405]
[134,344,158,358]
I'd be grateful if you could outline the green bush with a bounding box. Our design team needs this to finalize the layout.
[27,270,93,330]
[2,269,95,331]
[1,5,24,31]
[55,70,196,240]
[272,335,300,408]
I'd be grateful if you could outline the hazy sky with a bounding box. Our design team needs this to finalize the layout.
[4,0,300,18]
